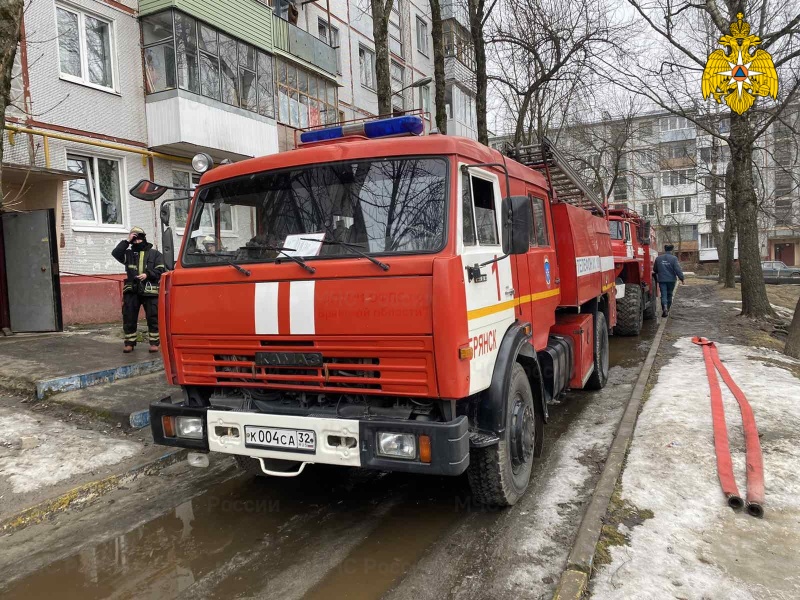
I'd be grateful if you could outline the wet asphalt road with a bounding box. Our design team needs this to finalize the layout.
[0,320,658,600]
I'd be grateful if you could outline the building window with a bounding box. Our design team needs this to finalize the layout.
[640,202,655,217]
[641,176,653,191]
[661,168,695,186]
[705,203,724,220]
[443,20,475,70]
[172,171,201,229]
[419,84,430,116]
[416,16,429,55]
[664,196,692,214]
[318,19,341,74]
[775,171,794,197]
[389,3,403,57]
[775,198,794,226]
[700,233,716,249]
[613,178,628,200]
[664,141,693,159]
[56,5,115,90]
[142,10,275,118]
[660,115,691,131]
[359,45,376,90]
[276,57,337,128]
[663,224,698,242]
[391,61,404,111]
[639,121,653,136]
[67,154,123,227]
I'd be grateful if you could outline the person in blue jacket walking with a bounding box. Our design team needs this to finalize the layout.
[653,244,685,317]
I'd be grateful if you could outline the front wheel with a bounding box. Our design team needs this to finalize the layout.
[467,364,542,506]
[614,283,643,336]
[643,286,656,320]
[584,311,610,390]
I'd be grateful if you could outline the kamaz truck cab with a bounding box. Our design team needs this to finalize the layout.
[607,207,659,336]
[141,115,616,506]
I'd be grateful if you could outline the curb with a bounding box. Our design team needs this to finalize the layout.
[552,310,671,599]
[0,448,186,536]
[35,359,164,400]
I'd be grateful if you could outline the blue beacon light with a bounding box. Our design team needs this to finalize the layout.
[299,115,424,144]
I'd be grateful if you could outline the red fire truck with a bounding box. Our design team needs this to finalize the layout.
[607,207,658,336]
[135,116,616,506]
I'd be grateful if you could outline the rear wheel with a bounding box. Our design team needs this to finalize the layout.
[614,283,643,336]
[585,311,610,390]
[467,363,541,506]
[643,286,656,320]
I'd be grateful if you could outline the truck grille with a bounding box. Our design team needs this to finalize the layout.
[173,336,436,396]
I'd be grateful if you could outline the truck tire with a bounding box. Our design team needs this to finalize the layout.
[585,312,609,390]
[643,287,656,320]
[235,455,303,478]
[614,284,643,336]
[467,363,540,506]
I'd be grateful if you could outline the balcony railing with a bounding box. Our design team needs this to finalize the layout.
[273,15,337,75]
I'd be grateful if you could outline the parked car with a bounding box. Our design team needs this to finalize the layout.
[761,261,800,279]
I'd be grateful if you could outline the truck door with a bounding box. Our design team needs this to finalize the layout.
[525,194,559,350]
[460,166,516,395]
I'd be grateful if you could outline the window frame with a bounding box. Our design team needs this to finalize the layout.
[318,18,341,75]
[359,44,376,91]
[416,16,429,56]
[67,152,127,232]
[56,3,117,93]
[467,169,501,247]
[529,194,550,247]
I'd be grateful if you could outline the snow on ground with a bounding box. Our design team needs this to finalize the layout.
[591,338,800,600]
[0,407,140,494]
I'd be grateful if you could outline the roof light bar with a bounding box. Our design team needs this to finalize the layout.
[300,115,424,144]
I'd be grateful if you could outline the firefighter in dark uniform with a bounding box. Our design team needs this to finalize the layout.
[111,227,167,353]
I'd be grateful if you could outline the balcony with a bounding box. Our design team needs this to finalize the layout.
[272,15,337,75]
[145,89,278,160]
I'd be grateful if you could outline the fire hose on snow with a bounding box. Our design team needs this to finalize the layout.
[692,337,765,517]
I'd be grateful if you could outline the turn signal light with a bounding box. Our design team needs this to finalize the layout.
[419,435,432,463]
[162,415,176,438]
[458,345,473,360]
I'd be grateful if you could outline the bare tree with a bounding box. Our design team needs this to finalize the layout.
[370,0,395,115]
[429,0,448,132]
[490,0,618,147]
[466,0,497,143]
[609,2,800,319]
[0,0,26,209]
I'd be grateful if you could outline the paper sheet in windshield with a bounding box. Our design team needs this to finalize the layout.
[282,233,325,257]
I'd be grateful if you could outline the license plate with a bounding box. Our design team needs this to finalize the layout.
[243,426,316,453]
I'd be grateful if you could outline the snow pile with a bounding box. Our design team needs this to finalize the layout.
[591,338,800,599]
[0,408,140,494]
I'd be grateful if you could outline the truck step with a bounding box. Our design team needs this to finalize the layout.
[469,430,500,448]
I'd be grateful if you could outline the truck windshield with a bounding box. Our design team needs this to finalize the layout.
[182,157,448,266]
[609,220,624,240]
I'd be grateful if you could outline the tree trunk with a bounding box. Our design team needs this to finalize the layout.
[786,296,800,358]
[371,0,394,116]
[468,0,488,144]
[0,0,25,209]
[429,0,447,133]
[720,164,736,287]
[729,112,772,317]
[513,90,533,146]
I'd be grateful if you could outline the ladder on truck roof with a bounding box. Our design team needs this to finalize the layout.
[507,136,606,214]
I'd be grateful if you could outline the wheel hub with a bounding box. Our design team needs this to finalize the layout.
[510,398,535,469]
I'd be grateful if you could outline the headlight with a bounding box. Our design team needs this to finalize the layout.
[191,152,214,173]
[176,416,204,439]
[377,432,416,459]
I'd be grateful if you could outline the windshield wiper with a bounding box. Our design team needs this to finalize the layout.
[187,251,251,276]
[303,238,389,271]
[237,243,316,274]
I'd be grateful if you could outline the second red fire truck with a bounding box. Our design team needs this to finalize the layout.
[137,116,617,506]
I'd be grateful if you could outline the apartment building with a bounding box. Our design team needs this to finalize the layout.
[1,0,479,332]
[491,109,800,267]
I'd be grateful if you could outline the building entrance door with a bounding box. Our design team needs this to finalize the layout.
[1,209,62,332]
[775,242,795,266]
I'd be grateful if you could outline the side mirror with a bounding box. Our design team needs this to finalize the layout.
[501,196,532,255]
[162,226,175,270]
[130,179,169,201]
[641,221,652,246]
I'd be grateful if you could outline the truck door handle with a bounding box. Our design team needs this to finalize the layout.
[504,287,515,297]
[555,278,561,284]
